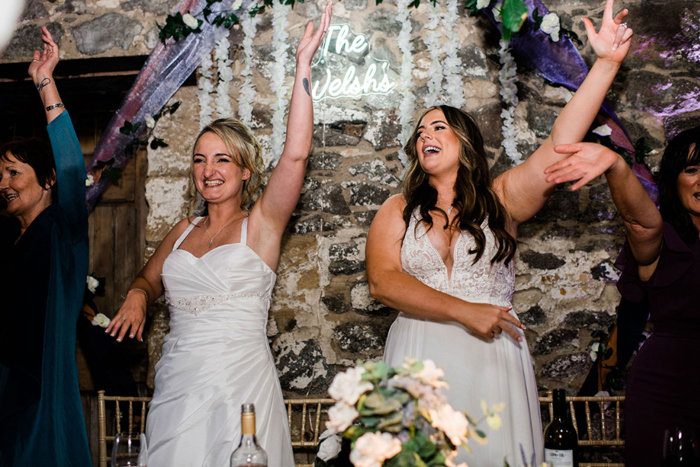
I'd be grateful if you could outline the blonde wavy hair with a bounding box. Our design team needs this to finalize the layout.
[189,118,264,215]
[402,105,516,265]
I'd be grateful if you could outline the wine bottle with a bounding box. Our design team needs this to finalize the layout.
[544,389,579,467]
[230,404,268,467]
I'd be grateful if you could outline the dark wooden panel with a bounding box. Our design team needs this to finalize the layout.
[92,205,116,317]
[113,204,138,308]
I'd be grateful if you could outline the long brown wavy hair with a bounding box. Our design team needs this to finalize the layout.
[402,105,516,265]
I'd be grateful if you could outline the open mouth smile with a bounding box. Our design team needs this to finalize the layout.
[204,180,224,187]
[423,146,441,156]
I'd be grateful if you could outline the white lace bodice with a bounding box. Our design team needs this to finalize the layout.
[400,212,514,306]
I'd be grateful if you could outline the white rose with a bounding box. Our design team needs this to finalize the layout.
[85,174,94,187]
[413,360,448,389]
[328,367,373,405]
[349,432,402,467]
[491,2,502,21]
[232,0,243,10]
[317,432,342,461]
[92,313,111,328]
[182,13,199,29]
[476,0,490,8]
[429,404,469,447]
[540,13,560,42]
[86,275,99,293]
[589,342,602,362]
[592,124,612,137]
[326,403,358,434]
[540,13,561,42]
[145,114,156,129]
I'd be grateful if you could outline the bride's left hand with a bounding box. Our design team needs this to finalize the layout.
[295,1,332,67]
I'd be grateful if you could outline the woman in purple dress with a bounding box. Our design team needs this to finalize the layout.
[546,128,700,466]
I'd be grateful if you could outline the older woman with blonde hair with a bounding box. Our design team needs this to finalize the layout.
[106,4,332,466]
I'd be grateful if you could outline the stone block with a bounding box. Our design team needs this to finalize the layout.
[23,0,49,20]
[353,210,377,227]
[562,311,615,331]
[71,13,143,55]
[301,184,351,215]
[540,353,590,380]
[334,322,386,353]
[348,158,400,187]
[308,151,342,171]
[349,182,390,207]
[520,250,566,270]
[535,329,580,356]
[519,305,547,327]
[274,337,335,393]
[2,23,63,60]
[291,214,334,235]
[323,294,352,314]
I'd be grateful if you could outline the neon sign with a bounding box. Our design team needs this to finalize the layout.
[311,24,397,101]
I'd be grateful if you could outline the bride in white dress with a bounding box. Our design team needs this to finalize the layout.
[365,3,632,465]
[106,4,332,466]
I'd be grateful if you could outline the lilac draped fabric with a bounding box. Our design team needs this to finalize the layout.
[487,0,657,200]
[85,0,251,210]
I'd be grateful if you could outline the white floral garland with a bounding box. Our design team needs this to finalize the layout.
[422,2,443,108]
[498,38,522,164]
[269,1,290,166]
[441,0,465,109]
[197,51,215,128]
[215,30,234,118]
[397,0,415,167]
[238,11,261,126]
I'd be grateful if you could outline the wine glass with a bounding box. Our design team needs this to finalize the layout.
[662,427,699,466]
[112,432,148,467]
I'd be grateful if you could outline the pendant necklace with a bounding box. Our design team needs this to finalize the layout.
[436,201,453,216]
[204,212,245,248]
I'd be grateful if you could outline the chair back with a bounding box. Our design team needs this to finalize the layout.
[539,393,625,467]
[97,390,152,467]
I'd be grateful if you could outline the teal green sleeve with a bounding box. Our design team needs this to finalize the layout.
[47,111,88,244]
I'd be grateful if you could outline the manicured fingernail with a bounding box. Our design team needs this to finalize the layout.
[612,44,618,51]
[129,335,135,338]
[111,333,115,337]
[116,338,122,342]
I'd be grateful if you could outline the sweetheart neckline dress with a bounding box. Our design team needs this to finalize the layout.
[145,217,295,466]
[383,213,543,466]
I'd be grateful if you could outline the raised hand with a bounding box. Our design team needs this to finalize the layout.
[544,142,621,191]
[29,26,59,88]
[295,1,331,67]
[582,0,633,64]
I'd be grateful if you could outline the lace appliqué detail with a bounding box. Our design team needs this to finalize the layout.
[168,292,269,316]
[400,213,514,306]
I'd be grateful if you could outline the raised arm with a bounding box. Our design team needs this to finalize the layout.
[31,27,88,243]
[544,143,663,278]
[252,3,331,237]
[494,0,634,228]
[366,196,525,342]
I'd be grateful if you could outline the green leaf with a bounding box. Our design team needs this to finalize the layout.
[408,0,420,8]
[464,0,479,15]
[501,0,528,34]
[376,411,403,429]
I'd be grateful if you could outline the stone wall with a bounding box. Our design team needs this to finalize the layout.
[5,0,699,396]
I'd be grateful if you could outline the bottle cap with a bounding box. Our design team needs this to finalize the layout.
[242,403,255,413]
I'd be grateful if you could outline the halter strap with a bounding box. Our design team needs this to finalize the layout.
[240,217,248,246]
[172,217,203,251]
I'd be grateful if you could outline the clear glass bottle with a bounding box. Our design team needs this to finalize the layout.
[544,389,579,467]
[230,404,268,467]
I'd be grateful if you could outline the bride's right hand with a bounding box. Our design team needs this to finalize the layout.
[457,302,525,342]
[106,290,147,342]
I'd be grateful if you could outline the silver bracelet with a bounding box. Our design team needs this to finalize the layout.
[126,288,149,304]
[45,103,65,111]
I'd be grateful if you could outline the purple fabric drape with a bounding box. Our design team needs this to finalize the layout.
[85,0,250,210]
[487,0,658,201]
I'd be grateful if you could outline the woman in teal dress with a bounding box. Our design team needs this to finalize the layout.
[0,27,91,466]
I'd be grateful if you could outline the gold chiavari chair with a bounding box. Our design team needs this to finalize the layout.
[97,390,152,467]
[539,393,625,467]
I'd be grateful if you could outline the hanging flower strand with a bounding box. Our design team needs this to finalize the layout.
[396,0,415,168]
[498,37,522,164]
[238,10,260,126]
[269,0,290,166]
[422,1,443,108]
[441,0,466,109]
[215,30,234,118]
[197,51,215,128]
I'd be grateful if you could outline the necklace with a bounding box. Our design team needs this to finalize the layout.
[203,212,245,248]
[435,201,454,216]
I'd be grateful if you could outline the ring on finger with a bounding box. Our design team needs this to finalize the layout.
[122,317,127,321]
[620,22,628,28]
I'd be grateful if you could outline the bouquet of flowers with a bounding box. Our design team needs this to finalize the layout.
[316,359,504,467]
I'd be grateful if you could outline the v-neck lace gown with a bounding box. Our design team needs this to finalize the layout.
[383,213,543,466]
[145,217,294,467]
